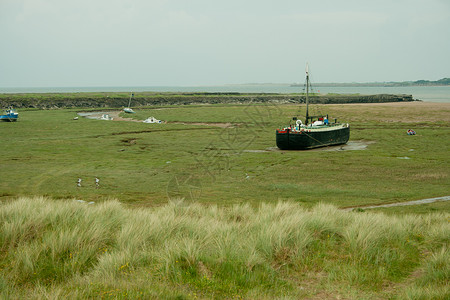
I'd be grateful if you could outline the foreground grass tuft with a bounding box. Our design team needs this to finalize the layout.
[1,197,448,298]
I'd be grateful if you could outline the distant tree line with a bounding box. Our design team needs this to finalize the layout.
[407,78,450,86]
[293,78,450,87]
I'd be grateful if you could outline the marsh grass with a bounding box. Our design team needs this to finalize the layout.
[1,103,449,209]
[1,197,448,298]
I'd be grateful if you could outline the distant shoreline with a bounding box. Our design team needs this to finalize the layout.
[1,78,449,94]
[0,84,448,103]
[291,77,450,87]
[292,83,450,87]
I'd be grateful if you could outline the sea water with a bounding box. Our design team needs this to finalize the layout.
[0,85,449,103]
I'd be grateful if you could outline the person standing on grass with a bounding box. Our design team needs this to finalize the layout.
[95,177,100,188]
[77,178,82,187]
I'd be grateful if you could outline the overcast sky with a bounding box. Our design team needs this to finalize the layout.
[1,0,449,87]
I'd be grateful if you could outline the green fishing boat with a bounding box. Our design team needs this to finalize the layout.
[276,65,350,150]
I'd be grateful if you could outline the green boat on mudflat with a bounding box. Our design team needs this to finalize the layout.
[276,65,350,150]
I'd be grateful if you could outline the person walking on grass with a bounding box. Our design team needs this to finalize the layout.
[95,177,100,189]
[77,178,82,187]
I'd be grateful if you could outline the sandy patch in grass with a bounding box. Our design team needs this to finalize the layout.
[341,102,450,110]
[332,102,450,124]
[77,111,141,122]
[78,111,234,127]
[342,196,450,211]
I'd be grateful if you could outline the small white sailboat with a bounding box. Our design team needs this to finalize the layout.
[124,92,136,113]
[100,114,113,120]
[143,116,162,124]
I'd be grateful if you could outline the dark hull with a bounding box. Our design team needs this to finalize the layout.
[276,126,350,150]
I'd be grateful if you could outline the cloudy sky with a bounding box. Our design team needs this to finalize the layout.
[1,0,449,87]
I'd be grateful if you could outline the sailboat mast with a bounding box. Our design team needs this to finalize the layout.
[305,64,309,125]
[128,92,133,108]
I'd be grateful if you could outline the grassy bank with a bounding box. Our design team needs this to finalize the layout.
[0,92,414,109]
[1,102,449,210]
[1,197,448,299]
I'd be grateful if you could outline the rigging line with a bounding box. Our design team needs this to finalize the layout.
[305,72,325,117]
[293,68,321,122]
[294,76,308,119]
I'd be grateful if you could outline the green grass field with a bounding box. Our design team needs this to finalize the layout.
[1,100,449,298]
[1,102,449,210]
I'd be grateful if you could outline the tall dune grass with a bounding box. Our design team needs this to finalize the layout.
[1,197,448,299]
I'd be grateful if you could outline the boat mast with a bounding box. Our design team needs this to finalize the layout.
[128,92,133,108]
[305,64,309,125]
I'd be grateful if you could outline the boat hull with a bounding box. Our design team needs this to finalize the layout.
[0,114,18,122]
[123,108,135,113]
[276,126,350,150]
